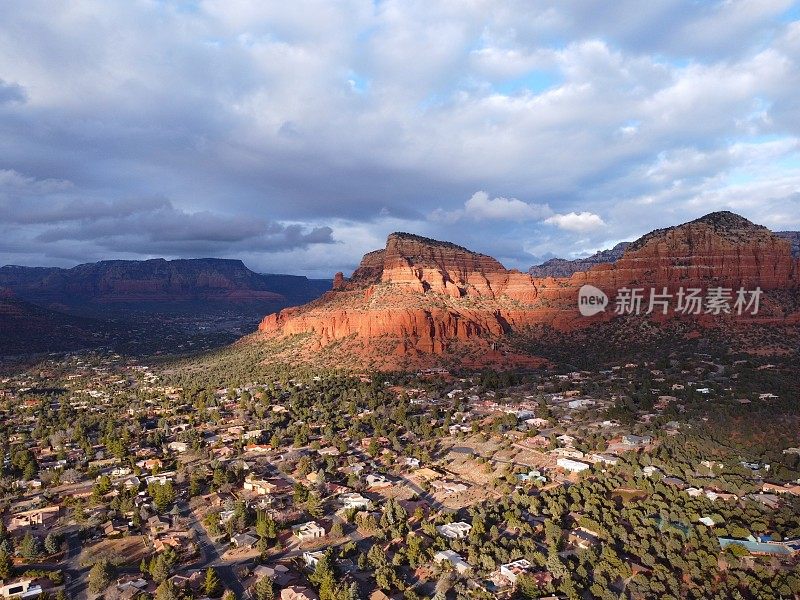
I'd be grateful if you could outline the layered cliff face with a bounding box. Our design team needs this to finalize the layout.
[257,212,800,369]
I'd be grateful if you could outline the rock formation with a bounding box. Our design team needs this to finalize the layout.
[257,212,800,369]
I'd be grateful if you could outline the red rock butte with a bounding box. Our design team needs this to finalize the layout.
[257,212,800,367]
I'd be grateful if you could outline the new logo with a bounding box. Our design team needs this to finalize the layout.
[578,284,608,317]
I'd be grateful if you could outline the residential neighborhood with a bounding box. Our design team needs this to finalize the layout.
[0,347,799,600]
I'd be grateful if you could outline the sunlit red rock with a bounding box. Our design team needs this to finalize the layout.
[257,212,800,368]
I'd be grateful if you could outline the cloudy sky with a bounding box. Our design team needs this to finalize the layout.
[1,0,800,277]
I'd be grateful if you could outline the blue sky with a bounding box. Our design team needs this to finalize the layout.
[0,0,799,277]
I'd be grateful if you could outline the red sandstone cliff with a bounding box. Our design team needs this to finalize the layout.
[257,212,800,368]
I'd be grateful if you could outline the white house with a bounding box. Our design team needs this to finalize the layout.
[365,474,391,488]
[302,550,326,569]
[500,559,532,584]
[293,521,326,541]
[0,579,42,599]
[556,458,590,473]
[590,453,619,466]
[434,550,471,574]
[244,474,278,496]
[642,466,660,477]
[436,521,472,539]
[339,492,371,510]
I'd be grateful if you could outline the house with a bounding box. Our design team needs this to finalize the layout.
[8,506,59,531]
[642,466,660,477]
[402,457,420,469]
[718,538,794,557]
[568,528,600,549]
[147,516,170,535]
[0,579,42,599]
[167,441,189,453]
[122,476,141,491]
[749,493,781,509]
[448,424,471,435]
[280,586,319,600]
[567,399,595,409]
[698,516,716,527]
[302,550,326,569]
[436,521,472,539]
[433,550,471,574]
[556,434,575,447]
[590,453,620,466]
[231,533,258,548]
[550,447,585,459]
[662,477,687,489]
[430,480,468,494]
[103,520,129,538]
[243,475,279,496]
[622,435,651,446]
[253,565,292,587]
[762,482,800,496]
[365,474,391,489]
[556,458,590,473]
[339,492,371,510]
[293,521,326,541]
[500,559,533,585]
[516,470,546,483]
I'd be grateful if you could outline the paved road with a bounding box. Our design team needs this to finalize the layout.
[181,501,249,599]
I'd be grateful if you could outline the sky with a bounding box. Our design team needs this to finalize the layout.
[1,0,800,278]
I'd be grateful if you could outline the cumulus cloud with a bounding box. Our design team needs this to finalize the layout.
[431,191,552,223]
[544,211,606,232]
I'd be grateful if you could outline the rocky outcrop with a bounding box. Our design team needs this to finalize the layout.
[257,212,800,369]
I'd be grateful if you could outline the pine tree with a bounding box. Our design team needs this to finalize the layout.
[204,567,222,598]
[155,580,179,600]
[44,532,60,555]
[18,532,39,560]
[0,547,12,580]
[254,576,275,600]
[150,554,171,583]
[88,560,112,595]
[346,581,360,600]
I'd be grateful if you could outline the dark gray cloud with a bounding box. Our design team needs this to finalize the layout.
[0,1,798,276]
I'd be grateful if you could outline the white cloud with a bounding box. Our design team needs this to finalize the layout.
[544,211,605,232]
[430,191,552,223]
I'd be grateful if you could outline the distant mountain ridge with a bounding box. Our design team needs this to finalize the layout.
[529,242,630,277]
[0,258,330,308]
[530,227,800,277]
